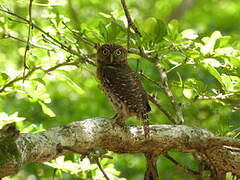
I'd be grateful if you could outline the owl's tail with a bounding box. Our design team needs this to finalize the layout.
[141,113,150,138]
[142,115,159,180]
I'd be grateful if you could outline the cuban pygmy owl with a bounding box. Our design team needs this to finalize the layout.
[96,43,151,136]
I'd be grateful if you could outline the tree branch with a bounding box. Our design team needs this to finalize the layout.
[1,118,240,178]
[120,0,141,48]
[0,6,82,58]
[120,0,141,37]
[22,0,33,79]
[0,55,94,93]
[156,63,185,124]
[164,154,202,177]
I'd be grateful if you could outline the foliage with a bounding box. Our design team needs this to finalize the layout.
[0,0,239,179]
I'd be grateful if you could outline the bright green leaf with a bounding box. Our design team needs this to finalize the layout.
[183,88,195,99]
[143,17,167,42]
[215,36,231,48]
[39,102,56,117]
[99,12,112,18]
[168,19,179,39]
[62,75,85,95]
[221,74,231,90]
[107,20,123,42]
[181,29,198,40]
[203,58,222,67]
[215,47,235,56]
[0,72,9,86]
[229,57,240,67]
[98,21,108,41]
[202,62,225,89]
[32,78,46,86]
[201,31,222,55]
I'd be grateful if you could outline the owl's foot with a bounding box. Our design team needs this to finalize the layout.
[111,113,125,127]
[143,125,150,138]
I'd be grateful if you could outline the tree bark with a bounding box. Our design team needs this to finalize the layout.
[0,117,240,178]
[144,153,159,180]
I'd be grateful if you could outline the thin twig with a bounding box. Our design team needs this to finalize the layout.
[127,25,130,49]
[0,68,39,93]
[3,34,53,50]
[62,21,97,48]
[0,57,93,93]
[52,168,57,180]
[164,154,202,178]
[0,6,81,57]
[197,93,237,100]
[148,94,176,124]
[140,71,164,89]
[156,63,184,124]
[166,63,183,74]
[95,158,111,180]
[65,0,98,49]
[140,72,177,123]
[22,0,34,80]
[62,146,113,159]
[183,93,238,108]
[7,17,28,24]
[62,146,111,180]
[120,0,141,48]
[128,48,157,63]
[129,48,185,124]
[120,0,141,37]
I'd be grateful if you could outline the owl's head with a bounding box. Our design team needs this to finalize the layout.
[97,43,127,65]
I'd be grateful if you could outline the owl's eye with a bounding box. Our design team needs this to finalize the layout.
[114,49,122,56]
[102,49,109,56]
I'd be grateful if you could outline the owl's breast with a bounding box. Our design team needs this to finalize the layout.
[96,64,150,118]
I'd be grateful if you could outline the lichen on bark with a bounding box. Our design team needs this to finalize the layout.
[0,137,20,167]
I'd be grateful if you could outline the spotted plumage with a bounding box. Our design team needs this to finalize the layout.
[96,43,151,136]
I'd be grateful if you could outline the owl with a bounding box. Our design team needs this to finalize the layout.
[96,43,151,137]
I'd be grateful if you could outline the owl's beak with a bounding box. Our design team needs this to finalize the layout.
[110,54,113,63]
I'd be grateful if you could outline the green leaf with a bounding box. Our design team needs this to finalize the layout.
[66,78,85,95]
[107,20,123,42]
[98,21,108,41]
[168,19,179,39]
[0,72,9,86]
[184,78,206,94]
[201,31,222,55]
[39,102,56,117]
[32,78,46,86]
[202,62,225,89]
[181,29,198,40]
[215,47,235,56]
[229,57,240,68]
[99,12,112,18]
[22,80,50,102]
[221,74,231,90]
[58,72,85,95]
[215,36,232,48]
[203,58,222,67]
[183,88,195,99]
[55,12,61,25]
[143,17,167,42]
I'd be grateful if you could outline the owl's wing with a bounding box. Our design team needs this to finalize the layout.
[102,64,151,114]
